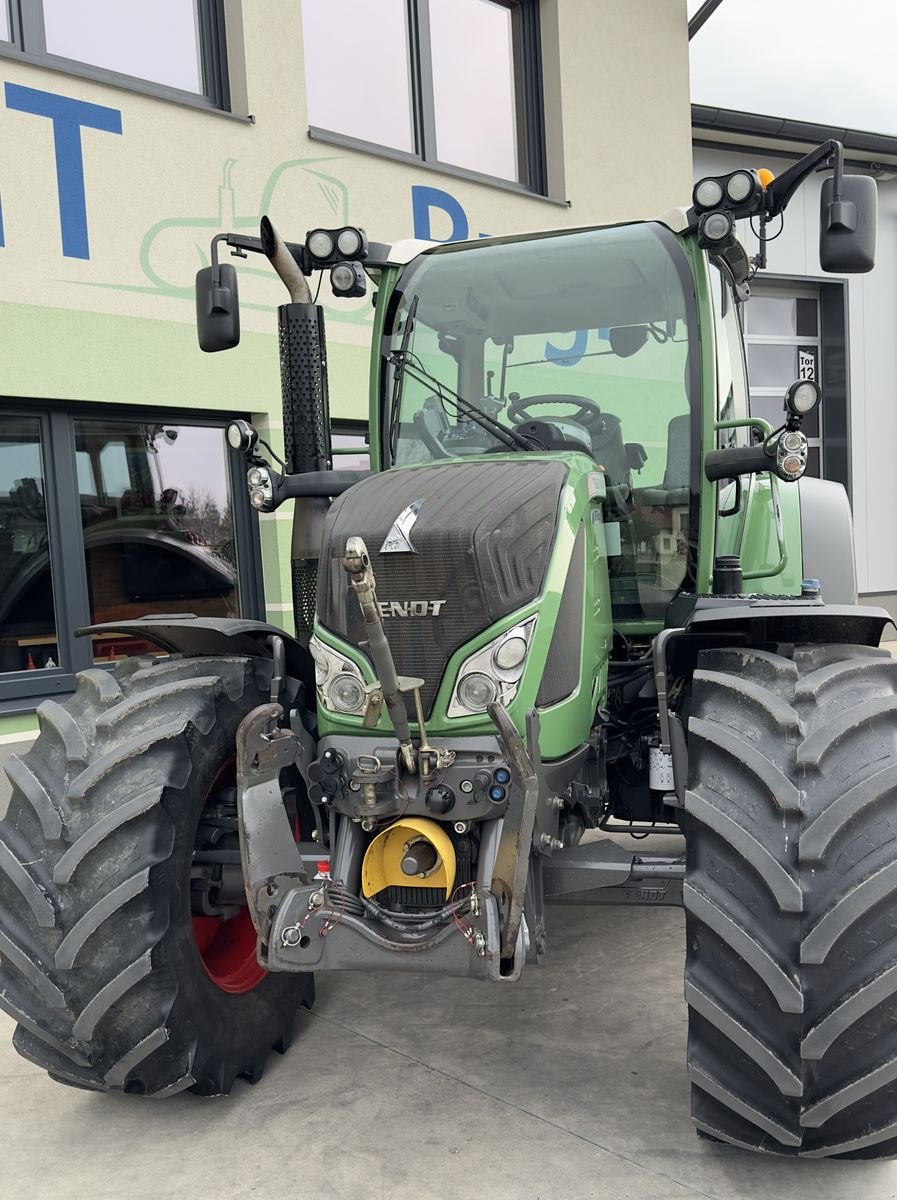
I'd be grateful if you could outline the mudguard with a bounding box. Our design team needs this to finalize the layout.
[77,615,315,701]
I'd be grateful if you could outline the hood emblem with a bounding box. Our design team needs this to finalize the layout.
[381,499,423,554]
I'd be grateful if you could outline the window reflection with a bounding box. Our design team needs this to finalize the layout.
[74,420,238,663]
[0,417,60,672]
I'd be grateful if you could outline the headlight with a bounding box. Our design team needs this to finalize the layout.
[448,617,536,718]
[310,634,368,715]
[493,635,528,672]
[456,672,498,712]
[330,673,367,713]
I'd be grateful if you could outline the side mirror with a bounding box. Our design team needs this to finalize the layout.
[820,174,877,273]
[195,263,240,352]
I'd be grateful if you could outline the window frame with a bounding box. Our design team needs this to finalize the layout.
[306,0,548,198]
[0,401,264,713]
[0,0,232,114]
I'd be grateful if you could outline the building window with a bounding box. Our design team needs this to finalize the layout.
[745,286,823,478]
[0,407,260,707]
[0,0,230,109]
[301,0,546,193]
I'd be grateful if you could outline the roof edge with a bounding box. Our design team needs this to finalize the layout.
[691,103,897,161]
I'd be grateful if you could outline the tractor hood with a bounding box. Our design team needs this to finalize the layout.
[316,459,567,717]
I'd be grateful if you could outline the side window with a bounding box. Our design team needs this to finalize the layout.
[709,264,749,447]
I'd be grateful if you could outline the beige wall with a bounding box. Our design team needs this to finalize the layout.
[0,0,693,410]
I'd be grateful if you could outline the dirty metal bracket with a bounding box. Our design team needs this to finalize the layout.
[236,702,308,943]
[488,703,540,960]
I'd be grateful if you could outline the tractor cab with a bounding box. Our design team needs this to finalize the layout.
[382,220,697,622]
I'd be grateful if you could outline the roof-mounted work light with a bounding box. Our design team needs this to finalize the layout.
[330,260,366,299]
[305,226,368,266]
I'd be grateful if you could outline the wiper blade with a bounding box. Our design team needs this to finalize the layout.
[389,354,531,453]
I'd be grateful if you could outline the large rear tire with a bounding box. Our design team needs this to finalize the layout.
[0,653,313,1097]
[685,643,897,1157]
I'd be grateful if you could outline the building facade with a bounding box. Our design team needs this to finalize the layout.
[0,0,693,739]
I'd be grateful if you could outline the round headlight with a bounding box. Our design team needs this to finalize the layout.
[456,672,498,712]
[247,467,265,487]
[693,178,724,209]
[726,170,754,203]
[329,673,366,713]
[782,430,804,452]
[250,490,266,509]
[307,229,335,259]
[786,379,820,416]
[700,211,734,242]
[493,635,528,672]
[336,227,363,257]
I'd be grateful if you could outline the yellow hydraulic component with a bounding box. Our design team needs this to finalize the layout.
[758,168,775,189]
[361,817,457,899]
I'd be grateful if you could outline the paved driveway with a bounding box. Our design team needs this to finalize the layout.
[3,874,897,1200]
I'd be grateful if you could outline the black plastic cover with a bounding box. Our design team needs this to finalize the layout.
[317,459,567,715]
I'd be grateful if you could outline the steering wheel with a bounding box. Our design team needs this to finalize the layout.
[507,393,606,435]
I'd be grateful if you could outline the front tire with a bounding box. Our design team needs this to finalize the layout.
[685,643,897,1157]
[0,653,313,1097]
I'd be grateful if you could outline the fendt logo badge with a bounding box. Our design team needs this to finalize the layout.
[377,600,446,617]
[380,499,423,553]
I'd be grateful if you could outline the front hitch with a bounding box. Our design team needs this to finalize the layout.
[235,702,308,943]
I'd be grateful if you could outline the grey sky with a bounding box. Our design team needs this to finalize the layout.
[688,0,897,137]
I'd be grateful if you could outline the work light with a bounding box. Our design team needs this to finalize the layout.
[307,229,336,259]
[330,260,366,298]
[698,210,734,245]
[785,379,821,417]
[305,225,368,265]
[693,178,724,210]
[726,170,755,203]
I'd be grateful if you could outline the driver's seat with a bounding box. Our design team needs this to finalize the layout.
[640,414,690,506]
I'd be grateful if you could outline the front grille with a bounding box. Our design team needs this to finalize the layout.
[317,460,566,715]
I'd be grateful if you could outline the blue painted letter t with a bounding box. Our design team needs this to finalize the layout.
[5,83,123,259]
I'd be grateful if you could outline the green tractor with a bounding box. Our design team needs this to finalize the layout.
[3,140,893,1158]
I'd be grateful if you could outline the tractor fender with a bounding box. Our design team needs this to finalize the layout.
[797,475,858,604]
[77,616,315,703]
[656,599,895,801]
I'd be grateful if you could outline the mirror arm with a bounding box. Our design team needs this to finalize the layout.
[766,139,843,218]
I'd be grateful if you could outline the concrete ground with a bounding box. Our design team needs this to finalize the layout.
[4,649,897,1200]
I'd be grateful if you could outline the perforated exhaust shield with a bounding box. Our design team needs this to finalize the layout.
[316,460,567,716]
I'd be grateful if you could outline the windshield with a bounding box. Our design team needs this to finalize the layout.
[385,222,694,474]
[383,222,698,618]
